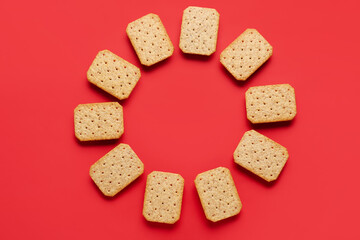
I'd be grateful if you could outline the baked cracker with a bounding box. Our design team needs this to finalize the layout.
[195,167,242,222]
[179,6,220,55]
[90,143,144,197]
[87,50,141,100]
[74,102,124,141]
[143,171,184,224]
[126,13,174,66]
[220,28,273,80]
[245,84,297,123]
[234,130,289,182]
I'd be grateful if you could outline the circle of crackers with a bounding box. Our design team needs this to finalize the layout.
[76,8,295,224]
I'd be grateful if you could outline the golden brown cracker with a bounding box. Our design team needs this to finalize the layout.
[195,167,242,222]
[143,171,184,224]
[74,102,124,141]
[87,50,141,100]
[220,29,272,80]
[90,143,144,197]
[179,6,220,55]
[234,130,288,182]
[245,84,297,123]
[126,13,174,66]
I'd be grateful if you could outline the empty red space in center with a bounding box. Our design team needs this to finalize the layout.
[123,51,247,176]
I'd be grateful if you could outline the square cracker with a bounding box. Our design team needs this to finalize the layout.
[126,13,174,66]
[74,102,124,141]
[234,130,288,182]
[143,171,184,224]
[87,50,141,100]
[220,28,273,80]
[245,84,297,124]
[179,6,220,56]
[194,167,242,222]
[90,143,144,197]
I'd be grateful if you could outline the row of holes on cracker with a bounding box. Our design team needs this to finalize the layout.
[89,130,288,224]
[85,7,275,104]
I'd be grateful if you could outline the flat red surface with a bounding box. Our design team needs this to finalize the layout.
[1,0,360,239]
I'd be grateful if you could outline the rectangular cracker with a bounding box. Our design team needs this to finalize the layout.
[194,167,242,222]
[87,50,141,100]
[143,171,184,224]
[90,143,144,197]
[220,29,273,80]
[126,13,174,66]
[245,84,297,123]
[74,102,124,141]
[179,6,220,56]
[234,130,288,182]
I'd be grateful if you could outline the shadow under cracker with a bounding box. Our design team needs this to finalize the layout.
[220,56,273,88]
[74,135,120,146]
[140,56,173,72]
[125,36,173,73]
[233,161,278,188]
[246,118,295,130]
[219,64,250,88]
[90,173,144,201]
[87,80,130,107]
[180,50,215,62]
[205,211,241,228]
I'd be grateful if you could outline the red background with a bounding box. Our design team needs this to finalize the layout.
[1,0,360,239]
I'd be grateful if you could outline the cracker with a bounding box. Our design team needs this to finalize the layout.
[234,130,288,182]
[179,6,220,56]
[220,29,273,80]
[194,167,242,222]
[89,143,144,197]
[126,13,174,66]
[143,171,184,224]
[74,102,124,141]
[245,84,297,123]
[87,50,141,100]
